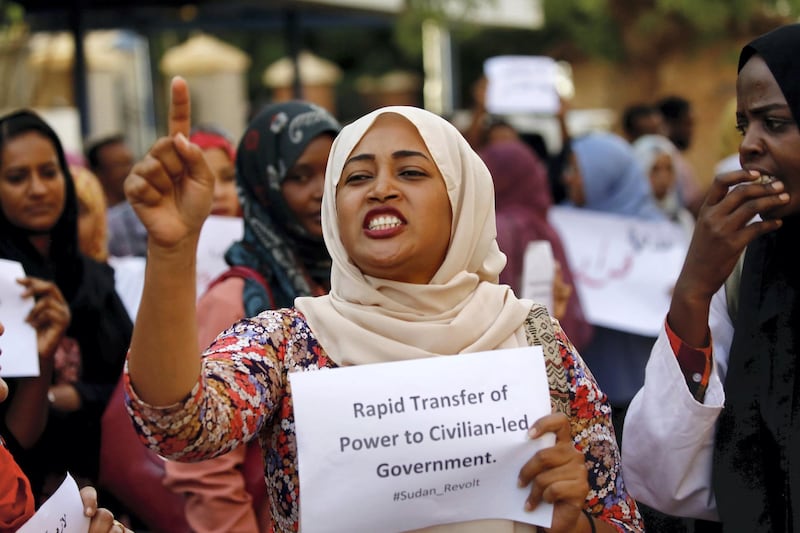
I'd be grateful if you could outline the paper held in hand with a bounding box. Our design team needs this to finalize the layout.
[0,259,38,377]
[289,346,555,533]
[17,473,90,533]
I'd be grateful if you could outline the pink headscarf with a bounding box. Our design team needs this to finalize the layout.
[189,128,236,162]
[480,140,593,352]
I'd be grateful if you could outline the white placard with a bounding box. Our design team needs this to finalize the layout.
[548,206,689,336]
[196,215,243,296]
[17,473,90,533]
[289,346,555,533]
[484,56,560,115]
[0,259,38,377]
[521,240,555,311]
[108,255,146,321]
[107,215,244,320]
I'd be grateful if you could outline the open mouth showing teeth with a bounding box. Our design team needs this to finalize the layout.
[756,174,776,185]
[368,215,403,231]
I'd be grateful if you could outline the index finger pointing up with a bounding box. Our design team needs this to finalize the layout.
[168,76,191,138]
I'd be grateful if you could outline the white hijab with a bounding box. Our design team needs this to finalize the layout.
[295,106,538,532]
[631,134,682,216]
[295,106,533,366]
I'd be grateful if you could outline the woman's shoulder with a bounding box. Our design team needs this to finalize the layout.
[252,307,336,372]
[221,307,332,369]
[522,305,574,415]
[248,306,310,328]
[228,307,317,347]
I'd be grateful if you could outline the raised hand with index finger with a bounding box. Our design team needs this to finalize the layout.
[124,76,216,250]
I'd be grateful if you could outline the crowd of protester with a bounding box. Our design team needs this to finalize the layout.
[1,21,798,533]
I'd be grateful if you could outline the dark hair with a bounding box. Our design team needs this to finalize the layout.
[519,132,549,162]
[0,109,81,294]
[84,133,127,171]
[657,96,691,121]
[622,104,659,138]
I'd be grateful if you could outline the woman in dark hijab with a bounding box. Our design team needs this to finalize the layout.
[479,139,593,352]
[223,101,340,312]
[623,23,800,531]
[0,110,132,496]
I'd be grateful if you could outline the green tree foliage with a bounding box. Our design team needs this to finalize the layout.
[0,1,24,25]
[543,0,624,60]
[541,0,800,61]
[0,1,26,39]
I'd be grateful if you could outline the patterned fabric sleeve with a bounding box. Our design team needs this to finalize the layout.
[554,321,645,533]
[124,311,289,461]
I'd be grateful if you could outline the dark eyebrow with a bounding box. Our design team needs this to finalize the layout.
[738,102,791,116]
[343,153,375,167]
[343,150,430,168]
[392,150,429,161]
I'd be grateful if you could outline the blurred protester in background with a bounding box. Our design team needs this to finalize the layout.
[632,134,695,237]
[714,97,743,176]
[560,131,664,428]
[658,95,706,216]
[479,139,593,352]
[190,125,241,218]
[563,131,665,220]
[463,75,572,205]
[621,103,665,143]
[85,134,147,257]
[163,101,341,533]
[85,134,132,209]
[0,110,132,505]
[462,74,491,150]
[71,166,109,263]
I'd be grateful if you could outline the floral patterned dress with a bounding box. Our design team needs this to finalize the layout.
[124,308,644,532]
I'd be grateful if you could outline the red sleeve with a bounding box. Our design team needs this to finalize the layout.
[0,442,35,533]
[665,320,713,401]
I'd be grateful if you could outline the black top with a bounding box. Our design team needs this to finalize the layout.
[714,23,800,532]
[0,109,132,491]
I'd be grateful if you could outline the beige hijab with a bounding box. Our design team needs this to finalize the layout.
[295,107,539,531]
[295,105,533,365]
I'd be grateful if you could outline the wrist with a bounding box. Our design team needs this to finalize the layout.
[145,239,199,287]
[147,237,199,263]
